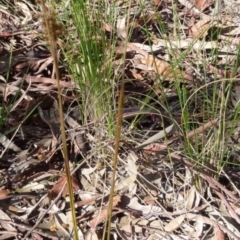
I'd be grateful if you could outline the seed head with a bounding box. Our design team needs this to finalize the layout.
[37,0,65,41]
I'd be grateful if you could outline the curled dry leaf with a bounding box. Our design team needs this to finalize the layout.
[126,196,163,219]
[189,18,212,38]
[128,43,193,81]
[48,174,81,200]
[186,187,201,209]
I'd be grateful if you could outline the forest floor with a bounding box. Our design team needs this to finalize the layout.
[0,0,240,239]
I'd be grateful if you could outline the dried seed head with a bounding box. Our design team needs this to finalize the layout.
[36,0,65,41]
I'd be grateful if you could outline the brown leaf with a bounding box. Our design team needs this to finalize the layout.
[214,225,225,240]
[48,174,81,200]
[89,195,121,228]
[128,43,193,81]
[75,195,99,207]
[194,0,214,11]
[25,75,74,87]
[143,55,192,81]
[0,189,10,200]
[130,68,144,80]
[189,18,212,38]
[143,140,175,155]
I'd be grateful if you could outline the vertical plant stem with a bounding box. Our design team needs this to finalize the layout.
[103,1,132,239]
[51,43,79,240]
[40,1,79,239]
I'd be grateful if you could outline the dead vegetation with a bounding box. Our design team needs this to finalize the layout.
[0,0,240,239]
